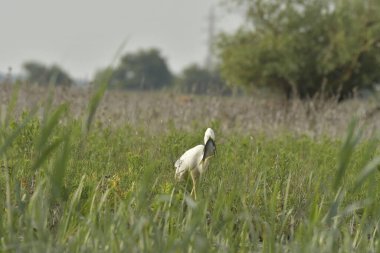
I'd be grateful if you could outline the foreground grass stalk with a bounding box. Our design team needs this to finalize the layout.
[4,160,13,238]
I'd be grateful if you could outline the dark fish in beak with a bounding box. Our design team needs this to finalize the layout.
[202,138,216,162]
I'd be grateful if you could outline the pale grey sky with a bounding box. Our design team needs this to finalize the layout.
[0,0,241,79]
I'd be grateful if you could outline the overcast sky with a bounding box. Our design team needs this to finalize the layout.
[0,0,242,80]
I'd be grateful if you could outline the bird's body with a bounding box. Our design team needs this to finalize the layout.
[175,128,216,199]
[175,145,210,180]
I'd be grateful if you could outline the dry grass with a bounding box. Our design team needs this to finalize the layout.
[1,83,379,138]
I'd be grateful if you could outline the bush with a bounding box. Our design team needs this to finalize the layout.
[176,64,230,95]
[218,0,380,100]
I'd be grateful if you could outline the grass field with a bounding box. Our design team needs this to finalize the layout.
[1,84,380,252]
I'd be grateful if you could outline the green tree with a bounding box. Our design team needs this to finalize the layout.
[23,61,73,86]
[218,0,380,99]
[176,64,230,94]
[95,48,173,90]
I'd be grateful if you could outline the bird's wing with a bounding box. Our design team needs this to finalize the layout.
[202,138,216,162]
[175,153,189,180]
[175,158,184,171]
[175,145,204,180]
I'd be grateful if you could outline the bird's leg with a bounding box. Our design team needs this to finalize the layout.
[190,172,197,200]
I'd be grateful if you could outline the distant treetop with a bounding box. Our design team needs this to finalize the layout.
[94,48,173,90]
[23,61,73,86]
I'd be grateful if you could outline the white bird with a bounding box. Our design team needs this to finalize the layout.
[175,128,216,200]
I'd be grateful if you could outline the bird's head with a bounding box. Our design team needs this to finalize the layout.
[204,128,215,145]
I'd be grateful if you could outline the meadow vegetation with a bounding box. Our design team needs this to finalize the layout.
[1,84,380,252]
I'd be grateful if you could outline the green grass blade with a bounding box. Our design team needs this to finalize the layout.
[3,83,20,129]
[50,129,71,199]
[334,119,361,191]
[84,40,128,134]
[0,110,36,157]
[36,104,68,150]
[61,175,85,237]
[31,138,63,171]
[352,156,380,192]
[85,83,107,133]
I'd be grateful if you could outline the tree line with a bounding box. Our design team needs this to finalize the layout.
[21,48,229,95]
[17,0,380,99]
